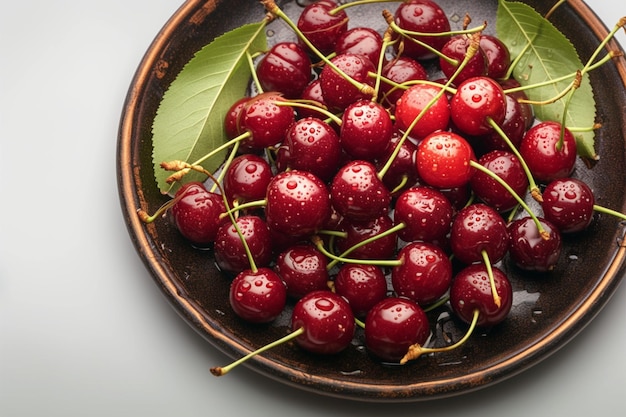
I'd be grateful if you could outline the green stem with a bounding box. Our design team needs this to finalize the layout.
[594,205,626,221]
[481,250,501,308]
[326,222,405,270]
[487,116,541,199]
[312,236,402,268]
[210,327,305,376]
[401,308,479,364]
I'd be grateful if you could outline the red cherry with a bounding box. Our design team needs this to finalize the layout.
[415,131,477,189]
[335,26,384,67]
[256,42,312,99]
[393,0,451,60]
[541,178,595,234]
[170,181,227,246]
[394,83,450,140]
[238,93,295,150]
[274,244,330,299]
[450,76,507,136]
[449,264,512,327]
[334,264,388,318]
[297,0,349,56]
[392,241,453,305]
[519,121,577,184]
[439,35,488,86]
[223,154,273,204]
[229,267,287,323]
[507,216,562,272]
[279,117,342,181]
[340,100,393,161]
[265,170,331,237]
[330,160,391,222]
[364,297,430,363]
[319,53,376,111]
[214,215,273,275]
[291,290,355,355]
[393,186,453,245]
[479,34,511,80]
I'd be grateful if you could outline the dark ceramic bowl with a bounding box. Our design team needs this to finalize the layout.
[117,0,626,402]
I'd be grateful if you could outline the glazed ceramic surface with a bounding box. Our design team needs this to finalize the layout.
[117,0,626,401]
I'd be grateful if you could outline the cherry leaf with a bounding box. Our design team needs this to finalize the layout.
[152,22,267,195]
[496,0,597,159]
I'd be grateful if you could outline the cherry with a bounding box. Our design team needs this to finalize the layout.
[393,0,451,60]
[319,52,377,111]
[297,79,328,119]
[518,121,577,184]
[393,186,453,245]
[449,264,513,327]
[224,97,251,140]
[278,116,342,181]
[229,267,287,323]
[214,215,273,275]
[391,241,453,305]
[296,0,349,56]
[170,181,227,246]
[377,131,418,194]
[449,203,509,265]
[479,34,511,80]
[542,177,595,234]
[379,56,428,107]
[333,264,388,318]
[470,150,529,212]
[340,100,393,161]
[335,27,384,68]
[415,130,477,189]
[439,34,488,86]
[256,41,312,99]
[291,290,356,355]
[450,76,507,136]
[499,78,534,130]
[274,244,330,299]
[265,169,331,237]
[223,153,273,205]
[394,83,450,141]
[330,160,391,222]
[238,92,296,150]
[364,297,430,363]
[334,214,398,261]
[508,216,562,272]
[477,93,526,153]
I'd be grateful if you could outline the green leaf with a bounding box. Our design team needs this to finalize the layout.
[152,22,268,195]
[496,0,597,159]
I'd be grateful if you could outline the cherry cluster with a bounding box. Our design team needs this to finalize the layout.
[144,0,626,373]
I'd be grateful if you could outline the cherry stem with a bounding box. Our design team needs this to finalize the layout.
[481,250,502,308]
[324,222,405,270]
[487,116,541,201]
[330,0,398,15]
[137,194,181,223]
[247,50,263,94]
[210,327,305,376]
[219,198,267,220]
[593,205,626,222]
[423,294,451,313]
[312,235,402,268]
[400,308,480,364]
[262,0,374,98]
[209,140,241,193]
[276,100,342,125]
[469,160,549,240]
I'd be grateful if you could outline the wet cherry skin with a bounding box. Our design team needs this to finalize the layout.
[291,290,356,355]
[229,267,287,323]
[415,131,477,189]
[449,264,513,327]
[541,177,595,234]
[274,244,330,300]
[333,263,388,318]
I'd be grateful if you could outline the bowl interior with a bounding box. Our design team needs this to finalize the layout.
[118,0,626,401]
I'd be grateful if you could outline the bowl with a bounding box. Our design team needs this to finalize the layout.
[117,0,626,402]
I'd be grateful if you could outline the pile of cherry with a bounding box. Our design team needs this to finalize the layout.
[147,0,626,374]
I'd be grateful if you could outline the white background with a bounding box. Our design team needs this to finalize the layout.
[1,1,625,416]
